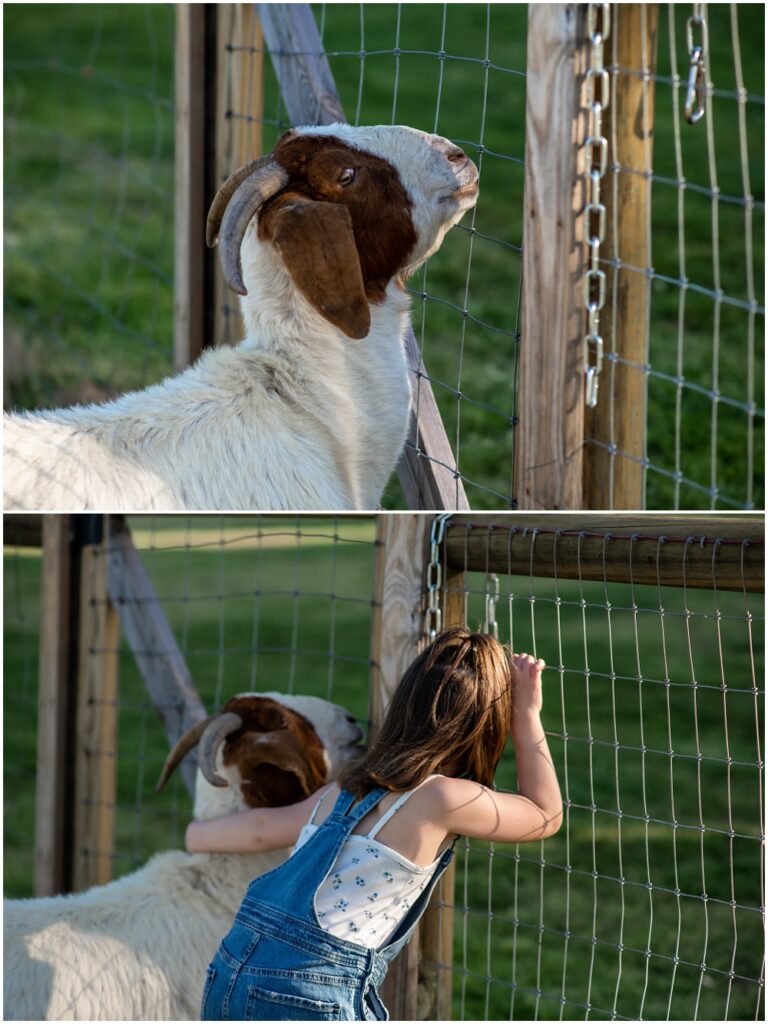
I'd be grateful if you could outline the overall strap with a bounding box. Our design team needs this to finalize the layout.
[338,785,390,823]
[308,785,391,829]
[367,774,439,840]
[244,785,388,921]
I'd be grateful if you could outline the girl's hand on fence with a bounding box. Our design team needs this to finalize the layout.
[510,652,545,718]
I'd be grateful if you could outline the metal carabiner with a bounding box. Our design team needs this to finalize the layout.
[584,333,604,409]
[684,44,706,125]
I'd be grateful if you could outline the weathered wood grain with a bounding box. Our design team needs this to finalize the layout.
[213,4,264,350]
[369,514,431,1018]
[174,5,207,369]
[72,536,120,891]
[517,4,589,509]
[444,514,764,591]
[35,516,74,896]
[417,563,465,1020]
[583,4,659,509]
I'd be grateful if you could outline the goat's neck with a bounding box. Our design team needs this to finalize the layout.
[237,235,411,368]
[235,237,413,507]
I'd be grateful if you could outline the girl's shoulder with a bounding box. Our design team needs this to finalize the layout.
[423,774,492,806]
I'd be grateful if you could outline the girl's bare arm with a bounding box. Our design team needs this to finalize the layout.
[436,654,563,843]
[185,784,333,854]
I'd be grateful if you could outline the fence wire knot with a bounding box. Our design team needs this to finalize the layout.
[583,4,610,409]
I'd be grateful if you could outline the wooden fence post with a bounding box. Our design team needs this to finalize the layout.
[72,517,121,892]
[369,513,462,1018]
[174,4,209,370]
[369,514,432,1019]
[417,560,465,1020]
[35,516,76,896]
[583,3,659,509]
[516,4,589,510]
[212,4,264,349]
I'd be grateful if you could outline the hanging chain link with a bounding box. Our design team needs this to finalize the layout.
[685,3,708,125]
[583,3,610,409]
[483,573,500,639]
[423,513,453,641]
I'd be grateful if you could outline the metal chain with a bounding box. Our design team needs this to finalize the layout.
[484,573,500,639]
[424,513,453,641]
[583,3,610,409]
[685,3,708,125]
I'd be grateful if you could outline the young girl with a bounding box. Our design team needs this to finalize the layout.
[187,627,562,1021]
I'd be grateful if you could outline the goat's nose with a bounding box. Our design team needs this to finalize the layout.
[445,144,468,164]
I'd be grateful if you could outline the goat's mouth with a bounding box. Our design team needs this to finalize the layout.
[441,179,479,203]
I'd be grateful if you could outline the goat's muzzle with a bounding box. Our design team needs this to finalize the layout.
[206,156,290,296]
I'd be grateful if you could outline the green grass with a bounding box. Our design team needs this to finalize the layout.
[4,520,764,1019]
[4,4,176,407]
[4,4,764,509]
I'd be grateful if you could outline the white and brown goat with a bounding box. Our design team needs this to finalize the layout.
[3,693,363,1021]
[4,124,479,511]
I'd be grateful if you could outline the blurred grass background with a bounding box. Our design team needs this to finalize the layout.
[3,4,764,509]
[4,515,764,1019]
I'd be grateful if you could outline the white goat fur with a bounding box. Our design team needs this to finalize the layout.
[3,693,362,1021]
[4,124,478,511]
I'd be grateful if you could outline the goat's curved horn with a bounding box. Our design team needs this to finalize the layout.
[155,716,212,793]
[215,160,290,296]
[198,711,244,788]
[206,154,277,248]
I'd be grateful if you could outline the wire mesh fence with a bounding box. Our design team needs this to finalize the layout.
[586,3,765,511]
[437,519,764,1020]
[4,4,175,411]
[2,515,379,897]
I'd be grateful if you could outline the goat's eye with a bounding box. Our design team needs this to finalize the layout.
[338,168,356,186]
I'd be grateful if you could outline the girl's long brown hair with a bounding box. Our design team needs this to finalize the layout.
[339,626,513,797]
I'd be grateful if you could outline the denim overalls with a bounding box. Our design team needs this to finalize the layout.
[201,786,454,1021]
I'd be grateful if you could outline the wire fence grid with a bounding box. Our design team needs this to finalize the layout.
[436,521,764,1020]
[3,515,379,897]
[4,4,175,412]
[593,3,765,511]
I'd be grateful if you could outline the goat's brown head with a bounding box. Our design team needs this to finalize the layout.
[156,693,364,817]
[206,124,479,340]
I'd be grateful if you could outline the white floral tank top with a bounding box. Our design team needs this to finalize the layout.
[293,776,442,949]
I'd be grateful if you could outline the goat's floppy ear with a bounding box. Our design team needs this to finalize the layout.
[265,198,371,340]
[238,731,317,807]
